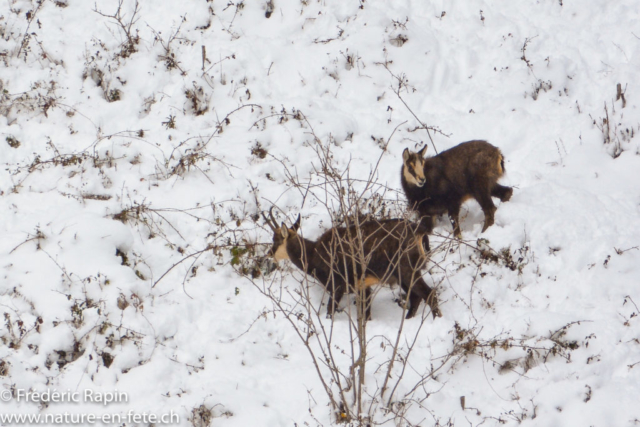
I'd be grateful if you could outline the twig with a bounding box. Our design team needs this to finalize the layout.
[202,53,234,75]
[624,295,640,314]
[93,0,141,57]
[376,61,447,154]
[152,246,213,289]
[521,36,538,71]
[17,0,45,59]
[615,246,638,255]
[202,103,262,149]
[221,310,269,343]
[9,230,46,254]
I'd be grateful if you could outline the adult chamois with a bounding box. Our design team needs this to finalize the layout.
[262,208,441,320]
[401,140,513,237]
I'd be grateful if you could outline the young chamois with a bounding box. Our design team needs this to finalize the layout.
[401,140,513,237]
[262,208,441,320]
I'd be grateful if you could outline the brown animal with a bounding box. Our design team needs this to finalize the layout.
[401,140,513,236]
[262,209,441,320]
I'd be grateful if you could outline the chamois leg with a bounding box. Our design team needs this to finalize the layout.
[447,203,463,237]
[399,266,441,319]
[475,190,497,232]
[363,287,373,321]
[491,184,513,202]
[402,279,440,319]
[326,284,345,319]
[424,284,441,318]
[418,214,435,234]
[405,290,422,319]
[397,267,419,318]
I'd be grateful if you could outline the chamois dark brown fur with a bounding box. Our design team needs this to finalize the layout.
[263,209,441,320]
[401,140,513,236]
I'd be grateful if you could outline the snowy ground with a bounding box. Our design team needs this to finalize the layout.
[1,0,640,426]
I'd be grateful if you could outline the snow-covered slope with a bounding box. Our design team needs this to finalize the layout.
[1,0,640,426]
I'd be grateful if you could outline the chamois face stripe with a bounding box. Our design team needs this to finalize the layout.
[274,242,290,261]
[271,227,292,261]
[403,164,420,186]
[403,155,426,187]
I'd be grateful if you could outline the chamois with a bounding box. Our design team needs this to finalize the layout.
[262,209,441,320]
[401,140,513,236]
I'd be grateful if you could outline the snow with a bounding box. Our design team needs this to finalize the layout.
[1,0,640,426]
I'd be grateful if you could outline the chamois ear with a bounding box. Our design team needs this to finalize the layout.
[417,145,428,157]
[280,223,289,238]
[292,214,301,231]
[402,148,411,163]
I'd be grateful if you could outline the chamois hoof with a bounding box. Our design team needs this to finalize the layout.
[404,304,441,319]
[481,213,496,232]
[501,187,513,202]
[431,306,442,319]
[325,307,344,319]
[426,293,441,318]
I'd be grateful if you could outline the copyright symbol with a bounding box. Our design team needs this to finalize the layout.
[0,389,12,402]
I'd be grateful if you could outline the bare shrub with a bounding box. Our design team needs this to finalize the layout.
[185,84,209,116]
[6,136,21,148]
[233,111,590,425]
[529,79,553,100]
[591,93,637,159]
[149,17,189,75]
[243,113,454,424]
[93,0,141,58]
[0,80,60,120]
[189,404,212,427]
[389,34,408,47]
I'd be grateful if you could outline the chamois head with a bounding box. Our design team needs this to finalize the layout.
[262,207,300,261]
[402,146,428,187]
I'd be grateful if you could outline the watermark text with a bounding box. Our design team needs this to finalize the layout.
[0,410,179,425]
[2,389,128,406]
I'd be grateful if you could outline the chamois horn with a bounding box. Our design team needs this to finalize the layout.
[261,207,279,231]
